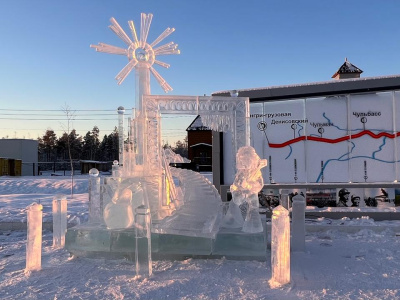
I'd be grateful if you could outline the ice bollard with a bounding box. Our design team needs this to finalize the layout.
[88,168,102,223]
[291,194,306,252]
[26,202,43,272]
[52,194,67,248]
[112,160,120,177]
[135,205,152,278]
[280,189,290,210]
[270,205,290,287]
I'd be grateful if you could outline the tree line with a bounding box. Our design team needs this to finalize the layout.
[38,126,119,162]
[38,126,189,163]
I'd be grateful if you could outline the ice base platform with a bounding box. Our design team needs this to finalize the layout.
[65,224,267,261]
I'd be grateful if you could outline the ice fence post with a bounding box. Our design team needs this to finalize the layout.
[135,204,152,278]
[291,194,305,252]
[88,168,102,223]
[52,194,67,248]
[26,202,43,272]
[270,205,290,287]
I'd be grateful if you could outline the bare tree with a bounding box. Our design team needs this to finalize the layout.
[61,104,76,199]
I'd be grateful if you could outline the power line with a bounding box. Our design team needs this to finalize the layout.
[0,128,117,132]
[0,113,117,116]
[0,109,117,112]
[0,118,118,121]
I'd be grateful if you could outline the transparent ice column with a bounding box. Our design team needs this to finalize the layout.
[270,205,290,287]
[117,106,125,166]
[88,168,102,223]
[26,202,43,272]
[112,160,120,177]
[52,194,67,248]
[291,194,305,252]
[135,204,152,278]
[280,189,290,210]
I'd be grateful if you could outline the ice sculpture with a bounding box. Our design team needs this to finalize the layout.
[117,106,125,165]
[91,13,180,220]
[270,205,290,287]
[135,205,152,277]
[52,194,67,248]
[291,194,305,252]
[111,160,120,177]
[103,180,148,229]
[222,146,267,233]
[88,168,102,223]
[164,148,190,164]
[66,12,260,261]
[26,202,43,272]
[104,187,134,229]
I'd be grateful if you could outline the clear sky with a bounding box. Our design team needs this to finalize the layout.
[0,0,399,143]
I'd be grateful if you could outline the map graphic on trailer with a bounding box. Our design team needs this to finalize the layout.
[250,92,400,184]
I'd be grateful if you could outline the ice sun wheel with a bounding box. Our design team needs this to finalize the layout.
[90,13,180,92]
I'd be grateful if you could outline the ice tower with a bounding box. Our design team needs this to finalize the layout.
[90,13,180,220]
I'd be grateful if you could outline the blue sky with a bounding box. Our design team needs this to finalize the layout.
[0,1,399,143]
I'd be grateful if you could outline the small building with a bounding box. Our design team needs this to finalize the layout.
[0,158,22,176]
[187,115,212,170]
[0,139,38,176]
[331,58,363,80]
[80,160,112,174]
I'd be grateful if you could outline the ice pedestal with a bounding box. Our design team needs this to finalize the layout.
[26,202,43,272]
[65,223,267,261]
[52,194,67,248]
[213,225,267,259]
[270,205,290,287]
[291,194,305,252]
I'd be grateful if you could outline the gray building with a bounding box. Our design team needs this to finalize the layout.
[0,139,38,176]
[212,60,400,189]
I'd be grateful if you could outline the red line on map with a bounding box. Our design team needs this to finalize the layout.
[269,130,400,148]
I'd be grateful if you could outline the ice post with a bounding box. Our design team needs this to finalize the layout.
[52,194,67,248]
[88,168,102,223]
[270,205,290,287]
[117,106,125,166]
[112,160,120,177]
[280,189,290,210]
[26,202,43,272]
[135,205,152,277]
[291,194,305,252]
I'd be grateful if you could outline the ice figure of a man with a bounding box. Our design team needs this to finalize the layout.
[222,146,267,233]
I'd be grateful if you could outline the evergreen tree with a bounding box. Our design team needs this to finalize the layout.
[68,129,82,160]
[56,132,69,160]
[38,129,57,161]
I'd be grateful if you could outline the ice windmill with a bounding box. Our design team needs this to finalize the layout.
[90,13,180,105]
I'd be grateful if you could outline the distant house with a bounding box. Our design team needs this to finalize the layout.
[80,160,112,174]
[331,58,363,80]
[0,139,38,176]
[186,115,212,170]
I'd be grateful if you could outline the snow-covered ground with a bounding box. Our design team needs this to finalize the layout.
[1,175,400,299]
